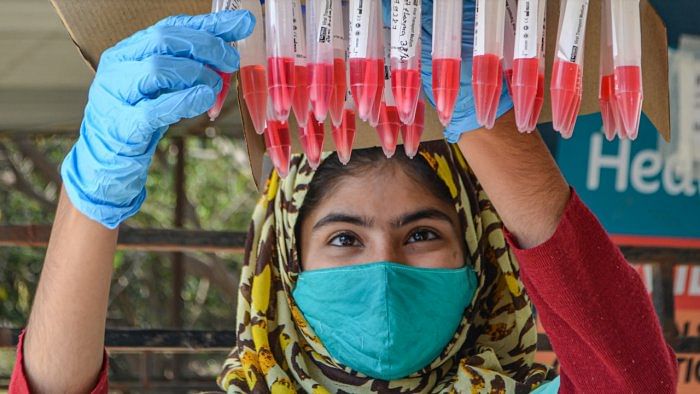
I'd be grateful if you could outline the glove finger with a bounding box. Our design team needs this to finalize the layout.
[154,10,255,43]
[115,10,255,50]
[103,26,241,73]
[98,55,223,105]
[133,84,217,131]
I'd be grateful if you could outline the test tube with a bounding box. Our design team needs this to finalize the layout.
[208,0,232,121]
[333,85,357,165]
[503,0,518,96]
[307,0,335,122]
[264,98,292,178]
[598,0,620,141]
[368,1,386,128]
[401,90,426,159]
[550,0,589,138]
[472,0,506,130]
[511,0,547,132]
[291,0,311,129]
[611,0,643,140]
[526,6,547,133]
[222,0,267,134]
[431,0,463,126]
[376,24,400,158]
[332,10,356,166]
[390,0,422,125]
[349,0,384,121]
[329,0,348,128]
[299,112,326,169]
[266,0,296,121]
[333,104,356,165]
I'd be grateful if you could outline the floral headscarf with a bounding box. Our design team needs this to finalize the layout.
[218,141,556,393]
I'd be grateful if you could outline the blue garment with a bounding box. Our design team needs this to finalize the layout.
[61,10,255,228]
[292,261,478,380]
[382,0,513,143]
[531,376,561,393]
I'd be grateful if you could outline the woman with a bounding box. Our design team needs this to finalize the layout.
[10,4,676,394]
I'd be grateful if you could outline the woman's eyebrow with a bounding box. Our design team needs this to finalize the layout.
[391,209,455,228]
[312,213,373,230]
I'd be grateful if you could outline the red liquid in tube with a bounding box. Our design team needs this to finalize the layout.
[264,120,291,178]
[240,65,268,135]
[432,58,461,126]
[401,100,425,159]
[332,109,356,165]
[267,57,296,121]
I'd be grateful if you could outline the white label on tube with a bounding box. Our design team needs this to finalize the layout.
[390,0,421,60]
[383,26,395,103]
[349,0,371,58]
[474,0,486,56]
[557,0,589,62]
[333,0,346,50]
[538,2,547,58]
[221,0,241,11]
[515,0,539,58]
[292,0,307,60]
[505,0,517,41]
[318,0,334,44]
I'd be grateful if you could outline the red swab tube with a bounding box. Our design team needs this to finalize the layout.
[526,4,547,133]
[611,0,643,140]
[376,24,400,158]
[550,0,589,138]
[329,0,348,128]
[368,1,386,128]
[401,92,426,159]
[390,0,422,125]
[265,0,296,121]
[208,0,231,121]
[431,0,463,127]
[299,112,326,169]
[307,0,335,122]
[332,24,356,166]
[472,0,506,129]
[503,0,517,96]
[349,0,383,121]
[512,0,547,132]
[223,0,267,134]
[598,0,621,141]
[264,99,291,178]
[291,0,311,129]
[333,84,357,165]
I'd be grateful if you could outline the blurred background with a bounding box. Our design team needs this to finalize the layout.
[1,0,700,392]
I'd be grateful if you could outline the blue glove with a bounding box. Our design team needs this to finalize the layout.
[61,11,255,229]
[419,0,513,143]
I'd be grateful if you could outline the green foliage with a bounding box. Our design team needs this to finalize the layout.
[0,131,258,385]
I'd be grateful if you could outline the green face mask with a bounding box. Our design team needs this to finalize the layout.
[292,261,478,380]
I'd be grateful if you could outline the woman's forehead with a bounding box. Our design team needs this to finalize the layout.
[303,168,458,223]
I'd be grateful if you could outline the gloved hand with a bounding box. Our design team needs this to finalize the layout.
[419,0,513,143]
[61,10,254,229]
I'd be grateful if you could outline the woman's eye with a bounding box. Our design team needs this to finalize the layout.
[407,229,439,244]
[329,233,361,247]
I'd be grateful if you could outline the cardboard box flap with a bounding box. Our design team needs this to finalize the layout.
[49,0,211,71]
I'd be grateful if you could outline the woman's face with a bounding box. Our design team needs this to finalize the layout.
[300,164,465,270]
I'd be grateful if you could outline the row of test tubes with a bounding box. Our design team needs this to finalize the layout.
[211,0,644,178]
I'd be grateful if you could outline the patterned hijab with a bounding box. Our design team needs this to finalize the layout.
[218,141,555,393]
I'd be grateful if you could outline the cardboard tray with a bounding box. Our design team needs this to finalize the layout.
[49,0,670,189]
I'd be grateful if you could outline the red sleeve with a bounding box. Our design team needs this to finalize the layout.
[504,189,678,393]
[9,330,109,394]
